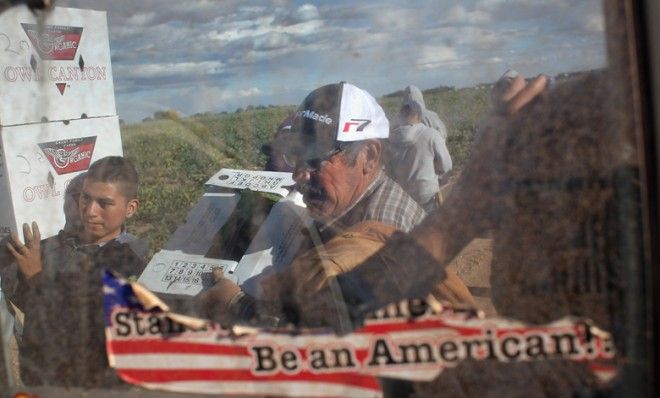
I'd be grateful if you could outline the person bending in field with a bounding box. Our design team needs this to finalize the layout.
[395,85,449,141]
[1,156,146,388]
[388,100,453,211]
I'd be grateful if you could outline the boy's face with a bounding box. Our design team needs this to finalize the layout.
[78,179,139,245]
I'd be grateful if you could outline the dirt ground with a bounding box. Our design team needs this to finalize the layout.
[445,237,495,316]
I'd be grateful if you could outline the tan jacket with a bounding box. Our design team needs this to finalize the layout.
[263,220,476,318]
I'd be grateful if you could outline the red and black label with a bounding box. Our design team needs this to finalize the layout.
[21,24,83,61]
[38,136,96,175]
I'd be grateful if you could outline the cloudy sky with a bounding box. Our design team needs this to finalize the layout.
[57,0,606,122]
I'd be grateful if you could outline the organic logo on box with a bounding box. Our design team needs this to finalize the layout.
[21,24,83,60]
[38,136,96,175]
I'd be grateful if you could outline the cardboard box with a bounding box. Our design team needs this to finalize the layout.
[163,192,241,255]
[140,171,311,297]
[237,191,312,297]
[0,116,123,241]
[0,6,116,125]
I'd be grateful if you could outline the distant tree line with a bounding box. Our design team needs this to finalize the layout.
[142,109,181,123]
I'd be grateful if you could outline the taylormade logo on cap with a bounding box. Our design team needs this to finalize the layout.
[297,109,333,125]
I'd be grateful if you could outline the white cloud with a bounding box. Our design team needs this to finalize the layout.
[334,28,387,52]
[191,86,240,112]
[115,61,225,79]
[254,32,292,50]
[239,87,262,97]
[205,16,274,42]
[110,25,144,40]
[296,4,320,21]
[280,19,324,36]
[446,5,491,25]
[476,0,568,8]
[60,0,607,122]
[232,45,311,65]
[475,0,502,7]
[457,27,503,48]
[274,3,321,26]
[206,16,323,44]
[183,85,273,115]
[416,45,459,69]
[473,0,572,23]
[117,83,268,120]
[370,7,419,31]
[124,12,157,27]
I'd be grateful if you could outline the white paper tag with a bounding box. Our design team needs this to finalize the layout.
[138,250,238,296]
[205,169,295,197]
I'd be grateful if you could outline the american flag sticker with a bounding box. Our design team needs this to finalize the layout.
[103,270,617,397]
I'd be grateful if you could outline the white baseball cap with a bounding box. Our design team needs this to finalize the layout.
[289,82,389,155]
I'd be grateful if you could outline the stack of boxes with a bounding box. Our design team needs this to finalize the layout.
[0,6,123,241]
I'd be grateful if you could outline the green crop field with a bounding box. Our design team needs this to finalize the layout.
[122,87,491,255]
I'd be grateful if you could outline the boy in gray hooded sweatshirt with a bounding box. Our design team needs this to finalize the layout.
[389,100,452,211]
[401,85,448,140]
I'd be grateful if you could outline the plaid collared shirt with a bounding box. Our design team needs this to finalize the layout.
[318,171,426,241]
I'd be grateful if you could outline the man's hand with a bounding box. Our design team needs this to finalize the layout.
[6,222,42,281]
[196,267,242,320]
[260,251,355,332]
[491,70,548,117]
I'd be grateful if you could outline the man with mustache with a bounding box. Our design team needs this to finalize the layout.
[284,82,425,240]
[198,82,474,325]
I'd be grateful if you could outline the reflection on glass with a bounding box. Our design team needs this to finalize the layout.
[0,0,653,397]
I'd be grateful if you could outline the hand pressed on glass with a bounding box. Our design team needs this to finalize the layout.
[6,221,42,281]
[491,72,548,117]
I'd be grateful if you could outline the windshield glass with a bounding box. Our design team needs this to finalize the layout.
[0,0,654,397]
